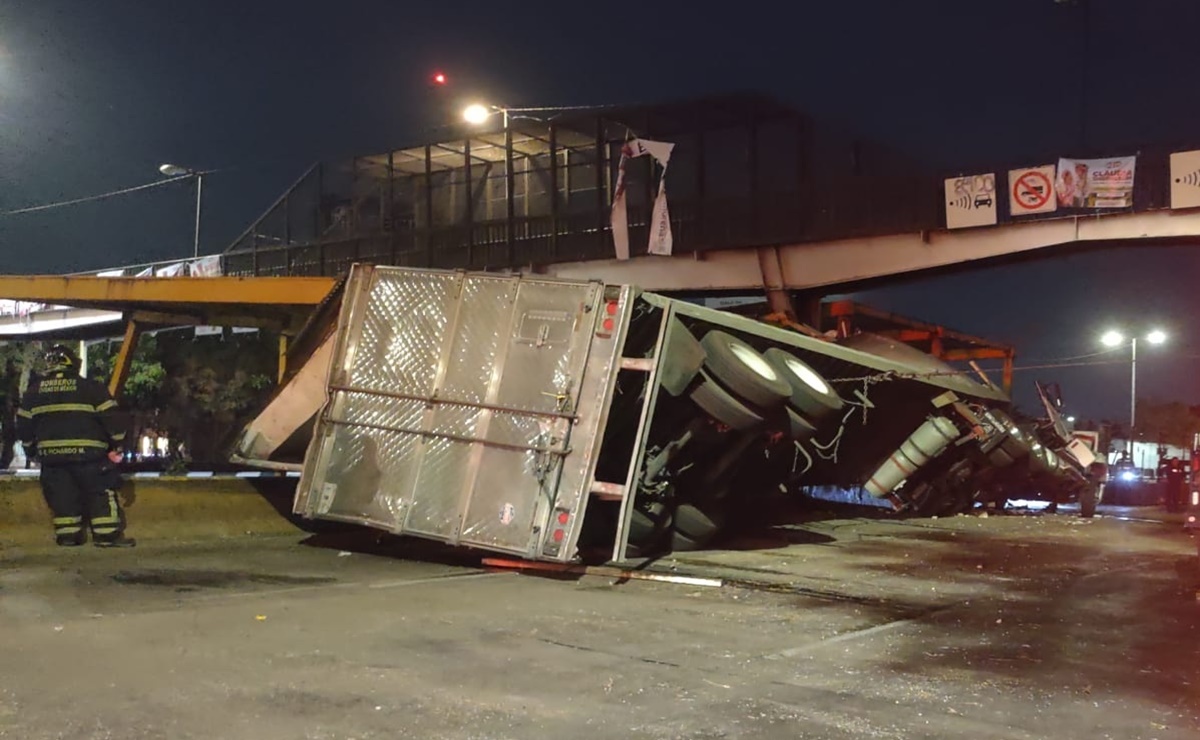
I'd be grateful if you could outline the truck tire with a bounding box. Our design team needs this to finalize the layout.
[689,370,765,430]
[1079,484,1097,519]
[670,530,704,552]
[787,407,817,441]
[628,502,670,545]
[700,331,791,410]
[763,348,844,424]
[674,503,721,543]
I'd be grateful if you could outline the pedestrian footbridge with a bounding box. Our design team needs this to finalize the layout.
[4,93,1200,343]
[0,274,336,395]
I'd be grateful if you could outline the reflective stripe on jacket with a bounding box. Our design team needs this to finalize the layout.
[17,372,127,463]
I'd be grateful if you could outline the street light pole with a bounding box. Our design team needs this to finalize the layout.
[192,172,203,259]
[159,163,206,258]
[1101,328,1166,456]
[1129,336,1137,453]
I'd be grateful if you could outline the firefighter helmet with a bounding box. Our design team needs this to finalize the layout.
[43,344,79,372]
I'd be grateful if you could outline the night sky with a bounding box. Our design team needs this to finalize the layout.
[1,0,1199,421]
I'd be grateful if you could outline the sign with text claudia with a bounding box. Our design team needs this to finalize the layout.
[1054,156,1136,209]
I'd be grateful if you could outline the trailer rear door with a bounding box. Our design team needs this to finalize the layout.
[295,265,612,559]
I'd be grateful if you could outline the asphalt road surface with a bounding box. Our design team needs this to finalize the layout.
[1,505,1197,739]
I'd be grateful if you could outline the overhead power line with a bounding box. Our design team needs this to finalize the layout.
[1021,346,1125,364]
[0,174,194,217]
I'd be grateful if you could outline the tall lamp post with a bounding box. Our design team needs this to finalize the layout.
[158,163,205,258]
[1101,328,1167,454]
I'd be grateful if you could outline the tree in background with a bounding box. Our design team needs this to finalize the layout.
[155,331,275,462]
[1132,399,1200,449]
[87,330,276,463]
[0,342,41,467]
[87,334,168,454]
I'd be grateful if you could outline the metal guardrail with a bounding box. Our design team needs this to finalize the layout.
[66,254,224,278]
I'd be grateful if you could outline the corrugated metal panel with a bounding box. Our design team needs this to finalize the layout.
[296,265,614,560]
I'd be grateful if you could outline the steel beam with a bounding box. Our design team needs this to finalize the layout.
[549,125,559,258]
[0,275,335,307]
[108,319,143,400]
[505,125,516,265]
[940,348,1013,361]
[278,334,289,384]
[531,209,1200,292]
[127,310,289,333]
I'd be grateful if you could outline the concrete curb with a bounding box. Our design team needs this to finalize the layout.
[1,470,300,479]
[0,477,302,548]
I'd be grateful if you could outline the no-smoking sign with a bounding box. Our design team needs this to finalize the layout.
[1008,165,1057,215]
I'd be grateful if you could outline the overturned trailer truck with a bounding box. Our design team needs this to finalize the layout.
[234,265,1096,563]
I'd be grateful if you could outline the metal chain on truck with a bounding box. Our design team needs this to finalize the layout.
[803,374,889,468]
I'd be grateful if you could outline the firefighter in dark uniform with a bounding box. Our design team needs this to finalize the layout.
[16,345,135,547]
[1164,456,1187,513]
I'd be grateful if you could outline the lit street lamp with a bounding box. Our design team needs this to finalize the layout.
[462,103,492,126]
[1100,328,1167,452]
[158,163,205,258]
[462,102,510,129]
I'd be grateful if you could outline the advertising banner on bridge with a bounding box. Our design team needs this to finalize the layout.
[1054,156,1136,209]
[944,172,997,229]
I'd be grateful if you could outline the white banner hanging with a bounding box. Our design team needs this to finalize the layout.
[611,143,633,261]
[609,138,676,259]
[648,181,673,256]
[189,255,223,277]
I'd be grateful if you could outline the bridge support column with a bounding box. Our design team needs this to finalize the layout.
[755,245,826,329]
[108,319,144,401]
[792,292,823,330]
[1002,350,1015,396]
[756,246,794,319]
